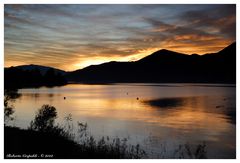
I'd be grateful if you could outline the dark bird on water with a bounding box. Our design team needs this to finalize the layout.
[136,97,139,100]
[64,97,66,100]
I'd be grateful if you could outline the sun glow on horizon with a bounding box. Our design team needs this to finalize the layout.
[4,4,235,71]
[5,41,233,71]
[67,41,233,71]
[70,48,160,71]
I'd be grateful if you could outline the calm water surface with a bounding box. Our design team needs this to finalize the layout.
[13,83,236,158]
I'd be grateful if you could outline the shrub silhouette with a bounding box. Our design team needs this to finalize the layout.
[30,105,57,132]
[4,90,20,125]
[4,95,14,125]
[4,105,14,125]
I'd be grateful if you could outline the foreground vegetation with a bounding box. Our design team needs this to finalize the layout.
[4,102,146,159]
[5,126,146,159]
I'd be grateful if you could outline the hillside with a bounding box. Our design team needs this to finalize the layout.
[67,42,236,83]
[7,64,66,76]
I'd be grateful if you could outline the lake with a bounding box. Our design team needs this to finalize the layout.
[11,83,236,158]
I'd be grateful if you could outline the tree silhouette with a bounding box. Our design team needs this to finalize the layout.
[30,105,57,132]
[4,90,21,125]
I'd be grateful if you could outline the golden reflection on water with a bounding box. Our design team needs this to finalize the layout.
[17,86,234,133]
[66,96,232,133]
[15,84,235,158]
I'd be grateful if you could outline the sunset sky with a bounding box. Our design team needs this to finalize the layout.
[4,4,236,71]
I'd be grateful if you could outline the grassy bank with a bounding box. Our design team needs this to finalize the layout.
[5,126,82,159]
[4,126,146,159]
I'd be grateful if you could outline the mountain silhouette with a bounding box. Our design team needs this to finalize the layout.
[9,64,66,76]
[4,42,236,88]
[5,65,67,89]
[67,42,236,83]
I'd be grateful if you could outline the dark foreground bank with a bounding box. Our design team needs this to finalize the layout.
[4,126,145,159]
[5,126,81,159]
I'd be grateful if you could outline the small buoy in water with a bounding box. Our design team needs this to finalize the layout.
[136,97,139,100]
[64,97,66,100]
